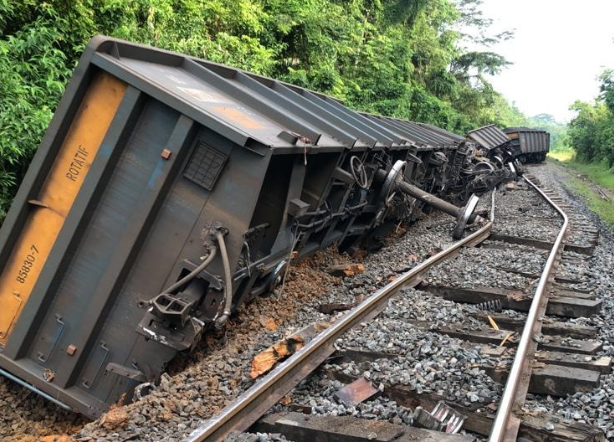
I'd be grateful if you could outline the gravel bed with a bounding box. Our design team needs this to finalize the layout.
[493,184,562,242]
[267,286,503,440]
[427,184,553,291]
[330,290,502,405]
[226,432,294,442]
[559,251,597,281]
[0,376,85,441]
[276,374,416,426]
[565,210,599,247]
[425,246,539,291]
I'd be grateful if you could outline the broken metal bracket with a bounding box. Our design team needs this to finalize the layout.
[413,401,466,434]
[105,362,148,382]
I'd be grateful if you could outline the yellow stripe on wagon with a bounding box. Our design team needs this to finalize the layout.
[0,72,127,345]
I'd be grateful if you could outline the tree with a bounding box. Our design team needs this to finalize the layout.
[0,0,522,222]
[567,69,614,167]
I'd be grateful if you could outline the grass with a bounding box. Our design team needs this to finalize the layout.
[549,154,614,194]
[562,174,614,230]
[548,149,575,162]
[547,150,614,230]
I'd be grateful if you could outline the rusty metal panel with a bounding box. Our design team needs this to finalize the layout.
[466,125,511,151]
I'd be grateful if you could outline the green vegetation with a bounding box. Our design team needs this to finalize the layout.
[566,69,614,166]
[530,113,570,153]
[0,0,526,221]
[552,158,614,195]
[555,164,614,230]
[548,149,575,162]
[551,68,614,228]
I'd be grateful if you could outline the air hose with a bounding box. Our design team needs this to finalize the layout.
[161,247,218,296]
[215,231,233,329]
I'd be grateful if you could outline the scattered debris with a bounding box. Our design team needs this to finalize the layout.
[279,396,292,406]
[476,299,503,312]
[326,263,366,277]
[250,335,305,379]
[334,377,380,406]
[487,315,500,330]
[100,407,130,431]
[42,369,55,383]
[507,292,527,302]
[413,401,466,434]
[500,332,514,347]
[260,316,279,331]
[40,436,74,442]
[318,303,355,315]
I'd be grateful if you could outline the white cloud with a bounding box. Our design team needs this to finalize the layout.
[470,0,614,122]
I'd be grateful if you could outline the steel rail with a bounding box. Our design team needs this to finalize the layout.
[488,176,569,442]
[185,192,496,442]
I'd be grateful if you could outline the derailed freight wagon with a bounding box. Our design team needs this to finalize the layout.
[0,37,512,417]
[503,127,550,163]
[465,124,522,179]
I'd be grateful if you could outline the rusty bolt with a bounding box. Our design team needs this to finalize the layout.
[161,148,172,160]
[66,345,78,356]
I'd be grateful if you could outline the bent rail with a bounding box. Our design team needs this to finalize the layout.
[488,176,569,442]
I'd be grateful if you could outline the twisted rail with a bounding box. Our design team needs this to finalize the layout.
[488,176,569,441]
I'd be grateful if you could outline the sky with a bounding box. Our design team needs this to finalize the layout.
[472,0,614,122]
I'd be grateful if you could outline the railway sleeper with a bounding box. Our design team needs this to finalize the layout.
[493,266,594,288]
[331,347,607,397]
[534,351,612,375]
[494,266,586,291]
[254,411,477,442]
[253,412,476,442]
[484,364,600,397]
[470,312,598,339]
[432,325,602,354]
[551,284,594,295]
[552,288,595,299]
[333,347,611,376]
[420,285,602,318]
[488,233,597,256]
[323,369,605,441]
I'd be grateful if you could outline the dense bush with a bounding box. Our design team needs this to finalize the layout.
[568,70,614,167]
[0,0,527,222]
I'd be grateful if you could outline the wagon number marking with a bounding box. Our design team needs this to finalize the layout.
[15,244,39,284]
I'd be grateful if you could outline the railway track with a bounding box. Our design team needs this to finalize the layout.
[1,165,607,441]
[183,171,607,442]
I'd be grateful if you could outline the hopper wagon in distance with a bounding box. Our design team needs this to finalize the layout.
[503,127,551,164]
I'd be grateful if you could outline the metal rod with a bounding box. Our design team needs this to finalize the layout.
[185,199,495,442]
[396,180,465,219]
[488,176,568,442]
[375,168,467,220]
[0,367,73,411]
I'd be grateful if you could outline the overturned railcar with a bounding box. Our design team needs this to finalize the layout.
[465,124,520,185]
[503,127,550,163]
[0,37,511,417]
[466,124,514,160]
